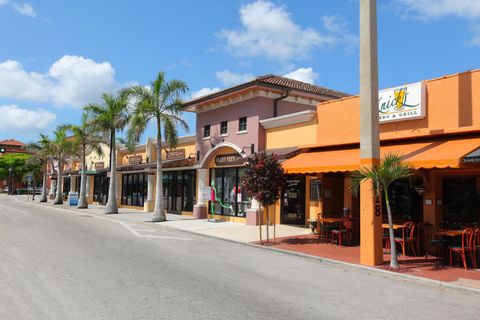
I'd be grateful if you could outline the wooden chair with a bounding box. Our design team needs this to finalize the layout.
[316,213,334,244]
[331,216,352,247]
[394,222,417,257]
[449,228,475,270]
[422,222,447,260]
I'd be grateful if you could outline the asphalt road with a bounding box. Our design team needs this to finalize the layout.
[0,196,479,320]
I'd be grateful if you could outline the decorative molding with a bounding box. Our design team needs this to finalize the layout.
[260,110,317,129]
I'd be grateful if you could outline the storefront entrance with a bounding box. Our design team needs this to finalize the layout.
[281,175,306,225]
[209,167,251,217]
[93,174,109,205]
[121,172,148,207]
[163,170,196,214]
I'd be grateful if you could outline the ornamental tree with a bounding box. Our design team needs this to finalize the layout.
[242,152,285,244]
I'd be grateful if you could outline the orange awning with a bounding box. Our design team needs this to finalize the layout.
[283,137,480,174]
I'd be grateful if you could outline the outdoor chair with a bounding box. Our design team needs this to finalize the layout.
[394,222,417,257]
[331,216,352,247]
[422,222,447,260]
[449,228,476,270]
[316,213,334,244]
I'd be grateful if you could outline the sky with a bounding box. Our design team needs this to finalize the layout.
[1,0,480,143]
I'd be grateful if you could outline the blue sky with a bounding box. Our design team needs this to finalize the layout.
[1,0,480,143]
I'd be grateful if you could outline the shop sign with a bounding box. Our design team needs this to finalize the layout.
[214,153,245,166]
[128,155,142,165]
[94,161,104,169]
[166,148,185,160]
[378,82,425,123]
[69,192,78,206]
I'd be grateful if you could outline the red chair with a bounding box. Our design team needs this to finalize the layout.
[316,213,333,243]
[394,222,417,257]
[449,228,476,270]
[331,216,352,247]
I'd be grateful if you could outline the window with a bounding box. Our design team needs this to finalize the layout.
[238,117,247,132]
[203,124,210,138]
[220,121,228,135]
[121,173,148,207]
[209,167,251,217]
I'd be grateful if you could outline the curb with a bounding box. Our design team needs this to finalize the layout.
[8,195,480,296]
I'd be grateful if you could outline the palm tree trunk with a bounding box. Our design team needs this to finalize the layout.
[40,160,48,202]
[54,158,63,205]
[78,144,88,209]
[385,191,399,268]
[105,130,118,214]
[153,118,166,222]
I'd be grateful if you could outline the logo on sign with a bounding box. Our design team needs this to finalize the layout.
[378,82,424,123]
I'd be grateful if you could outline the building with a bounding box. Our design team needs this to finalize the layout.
[0,139,32,191]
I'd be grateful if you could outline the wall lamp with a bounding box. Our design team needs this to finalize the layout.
[210,136,224,148]
[240,144,255,156]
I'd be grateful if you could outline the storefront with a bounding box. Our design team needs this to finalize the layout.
[93,173,109,204]
[162,169,196,214]
[281,175,306,224]
[121,172,148,207]
[209,166,250,217]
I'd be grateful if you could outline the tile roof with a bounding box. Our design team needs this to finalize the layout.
[184,74,350,107]
[0,139,25,147]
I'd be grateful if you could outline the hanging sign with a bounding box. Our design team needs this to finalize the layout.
[94,161,105,169]
[165,148,185,160]
[128,155,142,165]
[214,153,245,166]
[378,82,425,123]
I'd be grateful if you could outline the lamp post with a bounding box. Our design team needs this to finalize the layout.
[8,167,12,196]
[359,0,383,266]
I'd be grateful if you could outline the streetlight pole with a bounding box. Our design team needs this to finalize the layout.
[359,0,383,266]
[8,167,12,196]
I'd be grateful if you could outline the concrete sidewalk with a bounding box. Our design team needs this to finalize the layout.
[7,194,311,243]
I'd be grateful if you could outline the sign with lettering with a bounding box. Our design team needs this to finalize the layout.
[94,161,104,169]
[128,155,142,165]
[165,148,185,160]
[378,82,425,123]
[214,153,245,166]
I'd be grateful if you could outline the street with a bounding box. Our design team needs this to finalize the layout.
[0,196,479,320]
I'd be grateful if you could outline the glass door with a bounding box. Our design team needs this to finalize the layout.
[281,175,306,225]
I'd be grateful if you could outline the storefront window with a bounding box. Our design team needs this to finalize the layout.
[210,167,251,217]
[443,177,480,225]
[162,170,196,213]
[382,178,423,222]
[121,173,148,207]
[93,174,109,204]
[75,176,81,192]
[63,177,71,194]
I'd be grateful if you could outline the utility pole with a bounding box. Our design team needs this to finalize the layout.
[359,0,383,266]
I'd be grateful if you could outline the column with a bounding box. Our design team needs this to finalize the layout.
[193,169,208,219]
[359,0,383,266]
[49,179,57,198]
[144,173,155,212]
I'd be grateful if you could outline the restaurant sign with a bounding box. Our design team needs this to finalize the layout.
[128,155,142,165]
[378,82,425,123]
[94,161,104,169]
[215,153,245,166]
[166,148,185,160]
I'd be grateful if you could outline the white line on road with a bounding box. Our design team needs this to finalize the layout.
[0,204,30,214]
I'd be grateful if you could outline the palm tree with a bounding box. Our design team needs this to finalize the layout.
[28,134,53,202]
[122,71,189,222]
[50,126,78,205]
[85,93,130,214]
[63,113,104,209]
[350,153,413,268]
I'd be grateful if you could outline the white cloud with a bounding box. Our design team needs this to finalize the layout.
[0,0,9,7]
[0,105,56,131]
[321,15,358,47]
[215,70,255,87]
[283,67,318,84]
[191,87,221,99]
[395,0,480,19]
[0,55,119,107]
[217,0,334,62]
[13,2,36,17]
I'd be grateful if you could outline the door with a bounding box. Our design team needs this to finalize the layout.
[281,175,306,225]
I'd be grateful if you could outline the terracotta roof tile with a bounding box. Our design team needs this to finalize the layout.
[0,139,25,147]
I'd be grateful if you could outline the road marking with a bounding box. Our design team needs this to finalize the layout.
[4,198,192,241]
[0,204,30,214]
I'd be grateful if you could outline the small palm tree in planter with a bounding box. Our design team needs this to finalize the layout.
[242,152,285,245]
[349,153,413,268]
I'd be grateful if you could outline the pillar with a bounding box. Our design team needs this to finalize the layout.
[193,169,208,219]
[359,0,383,266]
[144,173,155,212]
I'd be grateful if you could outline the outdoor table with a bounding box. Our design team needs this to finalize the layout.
[434,229,464,237]
[382,223,404,230]
[321,217,343,224]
